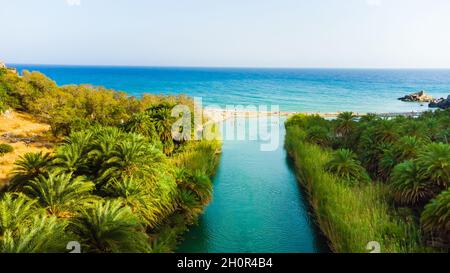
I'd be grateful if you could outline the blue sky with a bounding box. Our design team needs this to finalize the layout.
[1,0,449,68]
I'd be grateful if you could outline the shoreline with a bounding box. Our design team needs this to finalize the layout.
[203,108,429,123]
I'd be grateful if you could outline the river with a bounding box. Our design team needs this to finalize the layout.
[178,117,326,253]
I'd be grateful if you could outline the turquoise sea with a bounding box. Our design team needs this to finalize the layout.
[11,65,450,253]
[12,65,450,113]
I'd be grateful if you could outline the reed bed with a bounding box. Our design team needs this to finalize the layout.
[285,126,428,253]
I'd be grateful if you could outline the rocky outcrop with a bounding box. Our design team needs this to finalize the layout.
[398,91,434,102]
[7,67,17,74]
[429,95,450,109]
[0,61,18,74]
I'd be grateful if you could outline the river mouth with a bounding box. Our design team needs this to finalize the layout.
[178,117,327,253]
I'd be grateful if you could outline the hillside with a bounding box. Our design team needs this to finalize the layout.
[0,110,54,185]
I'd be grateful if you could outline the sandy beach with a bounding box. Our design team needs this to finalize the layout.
[203,108,425,123]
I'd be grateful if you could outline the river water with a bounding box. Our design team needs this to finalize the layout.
[178,118,326,253]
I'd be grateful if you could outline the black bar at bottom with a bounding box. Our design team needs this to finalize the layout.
[0,253,445,272]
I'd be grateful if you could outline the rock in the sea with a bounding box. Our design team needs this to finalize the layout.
[398,91,434,102]
[429,95,450,109]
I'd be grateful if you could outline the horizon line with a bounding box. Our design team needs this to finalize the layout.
[6,62,450,70]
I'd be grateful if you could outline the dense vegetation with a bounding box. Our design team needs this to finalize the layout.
[0,68,221,252]
[285,110,449,252]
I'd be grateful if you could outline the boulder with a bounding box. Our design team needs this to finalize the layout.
[429,95,450,109]
[398,91,434,102]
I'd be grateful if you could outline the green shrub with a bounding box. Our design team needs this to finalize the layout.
[420,188,450,248]
[0,101,7,114]
[0,144,14,155]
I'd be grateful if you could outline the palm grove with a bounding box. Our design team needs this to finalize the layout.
[0,68,221,252]
[285,111,449,252]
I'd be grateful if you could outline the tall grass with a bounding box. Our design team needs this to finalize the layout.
[172,140,222,176]
[172,117,222,176]
[285,126,428,253]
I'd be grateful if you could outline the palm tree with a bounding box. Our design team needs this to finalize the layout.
[379,136,425,181]
[390,160,434,206]
[70,199,150,253]
[358,131,383,176]
[359,120,399,176]
[52,130,94,174]
[53,143,88,174]
[24,171,95,217]
[65,130,93,151]
[181,171,212,205]
[435,128,450,144]
[1,214,68,253]
[325,149,370,184]
[147,103,176,155]
[147,103,176,139]
[424,118,440,141]
[359,113,379,123]
[401,120,430,141]
[98,134,165,187]
[416,143,450,189]
[106,176,144,200]
[177,188,203,223]
[149,227,180,253]
[420,188,450,248]
[104,174,177,228]
[372,119,399,144]
[9,152,53,191]
[379,144,397,182]
[334,112,357,148]
[0,193,38,233]
[88,126,123,173]
[335,112,356,136]
[395,136,425,161]
[124,112,159,142]
[305,126,331,147]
